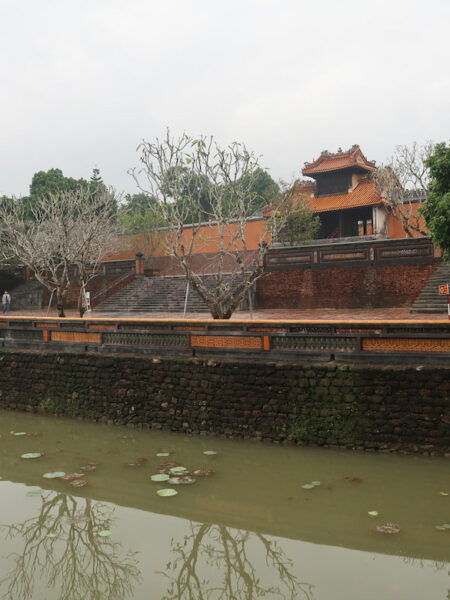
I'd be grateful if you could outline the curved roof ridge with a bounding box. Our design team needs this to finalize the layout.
[303,145,376,175]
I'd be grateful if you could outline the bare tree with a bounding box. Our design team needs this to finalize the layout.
[158,521,313,600]
[0,188,119,317]
[373,141,435,237]
[70,193,120,316]
[0,492,141,600]
[131,131,290,319]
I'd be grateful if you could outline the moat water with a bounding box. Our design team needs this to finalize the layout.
[0,410,448,600]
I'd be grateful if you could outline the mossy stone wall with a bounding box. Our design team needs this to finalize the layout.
[0,349,448,454]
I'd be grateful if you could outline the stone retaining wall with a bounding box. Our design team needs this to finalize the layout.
[0,349,448,454]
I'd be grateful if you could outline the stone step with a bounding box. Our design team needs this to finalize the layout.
[411,263,450,313]
[94,274,246,313]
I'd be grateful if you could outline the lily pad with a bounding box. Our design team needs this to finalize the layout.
[435,523,450,531]
[301,484,315,489]
[68,479,88,488]
[81,464,97,472]
[98,530,112,537]
[168,476,196,485]
[368,511,379,517]
[192,469,214,477]
[61,473,85,481]
[157,488,178,497]
[439,491,448,496]
[150,474,170,482]
[169,466,189,475]
[156,452,170,457]
[14,432,27,436]
[21,453,43,459]
[160,461,180,469]
[203,450,217,456]
[375,523,400,534]
[42,472,66,479]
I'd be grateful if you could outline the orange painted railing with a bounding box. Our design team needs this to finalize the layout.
[0,316,449,363]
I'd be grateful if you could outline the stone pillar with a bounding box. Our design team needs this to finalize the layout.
[135,253,144,276]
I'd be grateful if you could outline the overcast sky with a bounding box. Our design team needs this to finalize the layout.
[1,0,449,197]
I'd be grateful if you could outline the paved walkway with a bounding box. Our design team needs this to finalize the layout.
[4,307,449,321]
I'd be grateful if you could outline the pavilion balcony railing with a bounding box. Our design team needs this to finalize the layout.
[265,236,437,270]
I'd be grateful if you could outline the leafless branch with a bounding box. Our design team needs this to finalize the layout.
[131,131,290,319]
[373,142,434,237]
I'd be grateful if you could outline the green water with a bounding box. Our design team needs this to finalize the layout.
[0,410,448,600]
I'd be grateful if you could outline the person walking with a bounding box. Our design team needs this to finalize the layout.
[2,290,11,314]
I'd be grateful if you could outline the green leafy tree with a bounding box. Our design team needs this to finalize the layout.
[18,168,114,219]
[232,167,280,213]
[277,201,320,246]
[119,194,164,265]
[30,168,85,199]
[423,141,450,257]
[121,193,156,216]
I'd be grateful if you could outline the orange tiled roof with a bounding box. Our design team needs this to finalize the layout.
[305,181,381,213]
[303,145,376,175]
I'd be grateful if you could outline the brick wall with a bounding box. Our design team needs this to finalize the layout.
[256,263,438,309]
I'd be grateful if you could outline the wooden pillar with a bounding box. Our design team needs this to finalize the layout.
[357,220,364,236]
[338,213,344,237]
[135,253,144,276]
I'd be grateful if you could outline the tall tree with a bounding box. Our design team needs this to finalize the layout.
[131,131,291,319]
[0,187,118,317]
[422,141,450,258]
[232,166,280,213]
[373,142,434,237]
[29,168,85,199]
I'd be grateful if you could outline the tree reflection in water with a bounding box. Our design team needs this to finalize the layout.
[159,522,314,600]
[0,491,141,600]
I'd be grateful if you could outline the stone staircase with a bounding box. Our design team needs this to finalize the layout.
[93,275,247,313]
[133,276,208,312]
[92,278,155,313]
[411,263,450,313]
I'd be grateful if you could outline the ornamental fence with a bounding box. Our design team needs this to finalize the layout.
[265,237,438,270]
[0,316,449,363]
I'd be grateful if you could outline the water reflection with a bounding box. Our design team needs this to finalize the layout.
[160,522,314,600]
[0,491,141,600]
